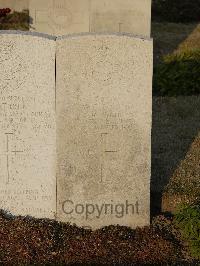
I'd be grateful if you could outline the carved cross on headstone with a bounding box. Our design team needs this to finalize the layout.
[2,133,24,184]
[100,133,118,183]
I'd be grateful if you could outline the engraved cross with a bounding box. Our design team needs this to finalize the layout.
[2,133,24,184]
[100,133,118,183]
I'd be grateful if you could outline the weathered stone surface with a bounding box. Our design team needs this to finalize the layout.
[0,32,56,218]
[29,0,89,36]
[0,31,153,228]
[0,0,28,12]
[90,0,151,37]
[29,0,151,37]
[56,33,153,229]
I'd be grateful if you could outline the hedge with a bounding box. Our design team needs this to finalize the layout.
[153,50,200,96]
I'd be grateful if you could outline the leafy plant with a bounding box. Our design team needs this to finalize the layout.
[153,49,200,96]
[174,203,200,259]
[0,10,29,30]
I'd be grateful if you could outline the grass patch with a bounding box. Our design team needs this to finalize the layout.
[153,50,200,96]
[174,203,200,260]
[152,23,200,96]
[162,132,200,213]
[152,23,200,65]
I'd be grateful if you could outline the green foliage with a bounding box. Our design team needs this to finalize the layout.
[0,10,29,30]
[153,50,200,96]
[152,0,200,23]
[174,203,200,259]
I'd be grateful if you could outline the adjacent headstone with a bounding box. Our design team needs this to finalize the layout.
[29,0,90,36]
[90,0,151,37]
[56,33,153,229]
[0,32,56,218]
[29,0,151,37]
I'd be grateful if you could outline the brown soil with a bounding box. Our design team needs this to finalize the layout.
[0,210,186,265]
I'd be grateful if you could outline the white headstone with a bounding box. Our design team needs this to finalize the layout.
[29,0,151,37]
[56,33,153,229]
[0,32,56,219]
[0,31,152,230]
[0,0,28,12]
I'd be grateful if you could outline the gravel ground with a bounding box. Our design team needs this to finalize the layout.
[0,210,193,266]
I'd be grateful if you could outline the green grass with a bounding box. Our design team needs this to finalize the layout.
[152,22,200,64]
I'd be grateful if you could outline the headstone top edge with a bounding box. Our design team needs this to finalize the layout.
[0,31,152,42]
[56,32,152,42]
[0,30,153,41]
[0,30,56,40]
